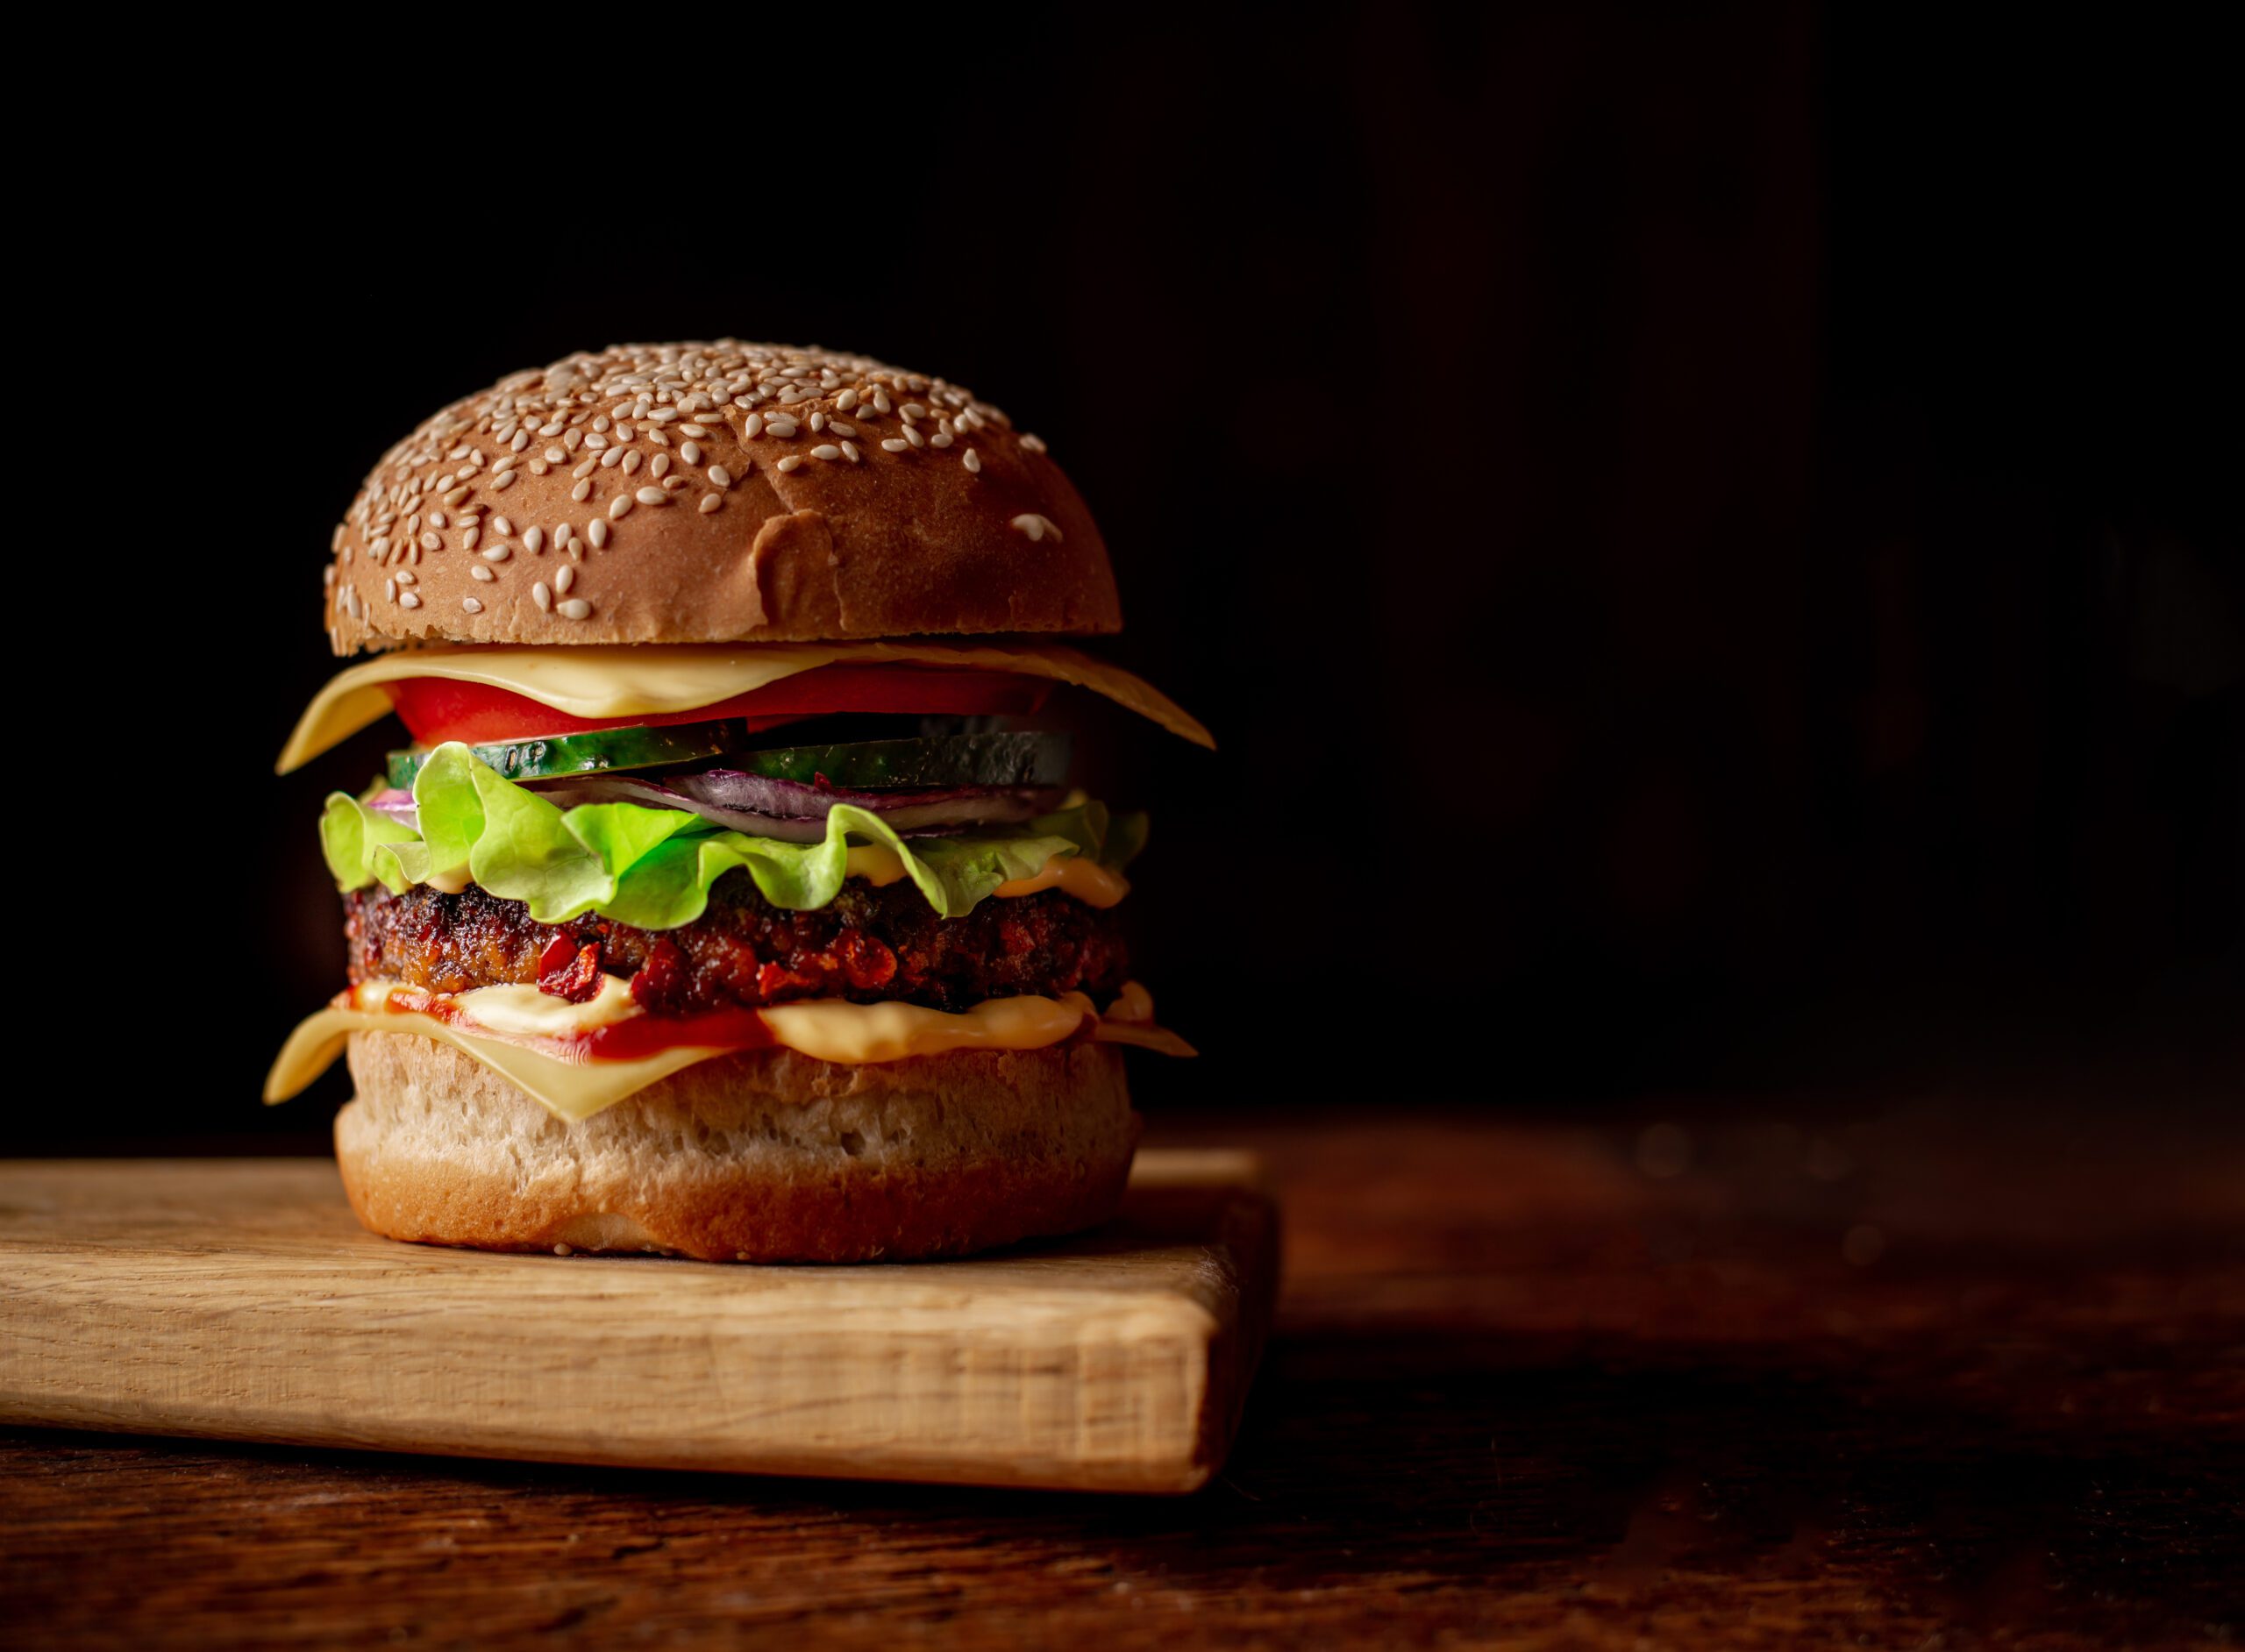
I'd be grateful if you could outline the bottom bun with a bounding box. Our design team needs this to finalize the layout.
[335,1032,1140,1263]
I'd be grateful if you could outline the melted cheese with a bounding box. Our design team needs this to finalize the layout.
[265,980,1194,1123]
[276,641,1214,773]
[264,1008,724,1124]
[844,844,1130,908]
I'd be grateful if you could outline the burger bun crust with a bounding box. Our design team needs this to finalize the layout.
[334,1033,1140,1263]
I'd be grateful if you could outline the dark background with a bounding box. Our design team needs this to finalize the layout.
[19,7,2236,1150]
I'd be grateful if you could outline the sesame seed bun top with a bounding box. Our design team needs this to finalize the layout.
[324,342,1121,653]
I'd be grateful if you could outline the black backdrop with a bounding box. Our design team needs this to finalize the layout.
[21,9,2236,1150]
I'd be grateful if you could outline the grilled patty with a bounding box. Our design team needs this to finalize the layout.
[344,872,1129,1016]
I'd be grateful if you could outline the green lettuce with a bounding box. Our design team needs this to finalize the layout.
[319,742,1144,928]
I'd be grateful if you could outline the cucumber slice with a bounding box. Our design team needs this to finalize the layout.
[386,720,740,789]
[386,726,1072,792]
[735,732,1072,789]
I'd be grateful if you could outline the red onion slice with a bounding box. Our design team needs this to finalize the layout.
[523,772,1063,842]
[367,788,419,832]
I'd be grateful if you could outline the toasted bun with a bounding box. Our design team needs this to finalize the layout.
[334,1033,1139,1263]
[323,342,1119,653]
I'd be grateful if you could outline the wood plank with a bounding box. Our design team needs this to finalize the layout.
[0,1152,1275,1493]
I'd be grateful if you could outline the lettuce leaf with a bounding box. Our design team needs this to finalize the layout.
[320,742,1144,928]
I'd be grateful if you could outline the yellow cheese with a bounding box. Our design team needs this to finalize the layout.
[276,640,1213,773]
[265,980,1193,1123]
[264,1008,726,1125]
[992,856,1131,908]
[845,843,1130,908]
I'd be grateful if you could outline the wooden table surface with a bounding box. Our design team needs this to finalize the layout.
[6,1099,2241,1649]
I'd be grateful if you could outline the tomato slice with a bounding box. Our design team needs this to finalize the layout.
[388,666,1052,746]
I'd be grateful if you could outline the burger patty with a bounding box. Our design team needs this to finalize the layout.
[344,872,1130,1016]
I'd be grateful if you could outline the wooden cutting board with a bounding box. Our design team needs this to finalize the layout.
[0,1153,1275,1493]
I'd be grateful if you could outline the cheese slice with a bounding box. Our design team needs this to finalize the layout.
[276,640,1213,773]
[845,842,1130,908]
[266,981,1194,1123]
[265,1008,728,1124]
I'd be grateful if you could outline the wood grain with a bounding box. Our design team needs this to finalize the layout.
[4,1101,2241,1650]
[0,1150,1276,1493]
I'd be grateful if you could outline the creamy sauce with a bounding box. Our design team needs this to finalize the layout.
[266,979,1192,1123]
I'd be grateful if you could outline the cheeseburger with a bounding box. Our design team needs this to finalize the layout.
[267,341,1205,1262]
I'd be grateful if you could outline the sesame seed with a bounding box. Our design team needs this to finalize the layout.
[557,598,592,620]
[472,564,496,581]
[384,577,398,603]
[492,516,514,537]
[1021,432,1048,453]
[556,564,575,595]
[811,444,842,461]
[396,570,417,585]
[400,590,423,609]
[635,486,667,505]
[571,479,592,502]
[532,580,552,612]
[342,345,1030,644]
[962,448,981,474]
[461,596,484,615]
[1010,513,1065,543]
[524,526,545,554]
